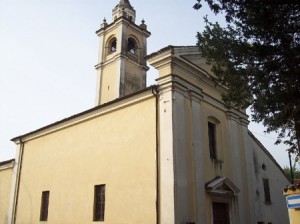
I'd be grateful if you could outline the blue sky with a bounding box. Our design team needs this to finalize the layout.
[0,0,292,167]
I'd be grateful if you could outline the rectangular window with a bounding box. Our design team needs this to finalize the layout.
[94,184,105,221]
[40,191,50,221]
[263,178,271,203]
[208,122,217,159]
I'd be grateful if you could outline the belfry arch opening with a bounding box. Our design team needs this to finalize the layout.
[127,37,137,55]
[108,37,117,54]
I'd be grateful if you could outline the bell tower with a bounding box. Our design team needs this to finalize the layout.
[95,0,151,105]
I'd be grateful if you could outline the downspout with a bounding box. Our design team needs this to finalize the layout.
[289,151,294,184]
[11,138,24,224]
[151,85,160,224]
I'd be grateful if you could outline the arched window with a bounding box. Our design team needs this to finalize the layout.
[107,37,117,55]
[110,39,117,53]
[127,38,136,54]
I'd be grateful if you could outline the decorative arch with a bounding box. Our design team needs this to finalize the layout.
[208,116,221,125]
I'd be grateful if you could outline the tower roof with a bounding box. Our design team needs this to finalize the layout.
[115,0,134,10]
[112,0,136,22]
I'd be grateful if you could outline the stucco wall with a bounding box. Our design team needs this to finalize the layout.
[152,46,290,223]
[14,96,157,224]
[0,161,14,224]
[248,135,290,224]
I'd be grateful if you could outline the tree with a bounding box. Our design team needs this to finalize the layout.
[283,166,300,183]
[194,0,300,156]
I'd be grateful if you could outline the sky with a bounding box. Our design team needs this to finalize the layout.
[0,0,293,168]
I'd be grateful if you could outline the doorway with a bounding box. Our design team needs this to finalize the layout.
[212,202,230,224]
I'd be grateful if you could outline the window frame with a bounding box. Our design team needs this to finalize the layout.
[263,178,271,204]
[93,184,106,221]
[40,191,50,221]
[208,121,217,159]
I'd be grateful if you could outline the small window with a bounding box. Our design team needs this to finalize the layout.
[263,178,271,203]
[94,184,105,221]
[208,122,217,159]
[127,38,136,54]
[40,191,50,221]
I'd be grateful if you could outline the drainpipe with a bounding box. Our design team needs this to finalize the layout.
[289,151,294,184]
[151,85,160,224]
[11,138,24,224]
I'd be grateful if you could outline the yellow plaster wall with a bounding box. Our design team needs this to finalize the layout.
[100,64,118,103]
[15,97,157,224]
[0,166,14,224]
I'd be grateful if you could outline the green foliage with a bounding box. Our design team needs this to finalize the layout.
[283,166,300,183]
[194,0,300,155]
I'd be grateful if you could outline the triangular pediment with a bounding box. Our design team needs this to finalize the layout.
[181,54,206,67]
[206,176,240,195]
[180,54,212,75]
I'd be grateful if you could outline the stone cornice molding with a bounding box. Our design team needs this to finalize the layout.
[94,54,149,71]
[96,16,151,38]
[147,46,228,97]
[157,74,203,101]
[147,49,174,71]
[226,110,249,126]
[157,75,248,123]
[0,160,15,170]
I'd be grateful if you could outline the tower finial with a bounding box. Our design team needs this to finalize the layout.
[101,17,108,28]
[112,0,136,22]
[119,0,133,8]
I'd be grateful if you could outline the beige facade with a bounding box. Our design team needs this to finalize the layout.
[148,46,290,224]
[5,0,290,224]
[0,159,14,224]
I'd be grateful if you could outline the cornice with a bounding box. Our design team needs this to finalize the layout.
[226,110,249,126]
[156,74,248,123]
[94,54,149,71]
[0,159,15,170]
[96,16,151,37]
[147,49,174,70]
[148,46,228,99]
[157,74,203,102]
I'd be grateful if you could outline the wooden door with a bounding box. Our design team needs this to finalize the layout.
[212,202,230,224]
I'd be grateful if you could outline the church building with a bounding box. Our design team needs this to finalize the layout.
[3,1,290,223]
